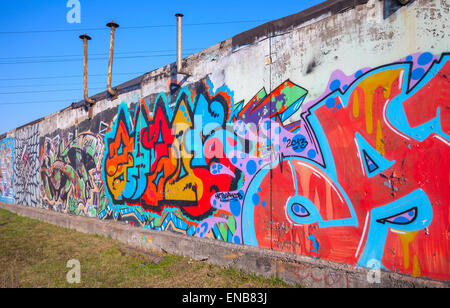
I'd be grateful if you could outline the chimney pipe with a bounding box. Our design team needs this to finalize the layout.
[175,13,189,75]
[79,34,96,118]
[106,21,119,98]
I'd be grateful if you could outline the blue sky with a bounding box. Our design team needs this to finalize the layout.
[0,0,325,134]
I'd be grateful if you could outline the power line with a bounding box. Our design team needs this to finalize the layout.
[0,87,104,95]
[0,81,108,89]
[0,71,147,81]
[0,52,192,65]
[0,47,204,61]
[0,99,79,106]
[0,19,268,35]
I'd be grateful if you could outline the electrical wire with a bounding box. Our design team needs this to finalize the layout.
[0,19,269,35]
[0,81,106,89]
[0,72,147,81]
[0,19,268,107]
[0,48,204,61]
[0,87,104,95]
[0,52,201,65]
[0,99,81,106]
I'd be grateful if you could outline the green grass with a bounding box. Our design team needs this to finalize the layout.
[0,208,294,288]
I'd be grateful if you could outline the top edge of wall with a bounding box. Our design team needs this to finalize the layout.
[231,0,370,50]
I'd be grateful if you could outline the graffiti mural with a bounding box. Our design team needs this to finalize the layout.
[40,131,107,217]
[100,52,449,281]
[240,52,450,281]
[100,83,242,233]
[0,138,14,203]
[14,123,40,207]
[5,50,447,282]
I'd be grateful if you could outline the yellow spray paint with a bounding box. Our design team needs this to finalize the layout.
[398,230,418,271]
[353,69,402,135]
[412,255,422,277]
[365,94,374,135]
[376,120,385,156]
[352,89,360,118]
[165,99,203,202]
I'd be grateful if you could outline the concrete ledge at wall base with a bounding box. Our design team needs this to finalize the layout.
[0,202,448,288]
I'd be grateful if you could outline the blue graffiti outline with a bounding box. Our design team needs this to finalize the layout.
[356,189,433,269]
[386,54,450,142]
[355,132,395,177]
[0,137,14,203]
[242,156,358,247]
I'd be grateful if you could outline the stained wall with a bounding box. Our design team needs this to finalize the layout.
[1,0,448,282]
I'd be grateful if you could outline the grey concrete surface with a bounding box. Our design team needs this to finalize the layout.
[1,201,447,288]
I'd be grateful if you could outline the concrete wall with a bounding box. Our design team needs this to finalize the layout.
[1,0,449,286]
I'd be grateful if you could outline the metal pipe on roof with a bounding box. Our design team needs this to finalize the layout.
[106,21,119,98]
[175,13,190,75]
[79,34,96,118]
